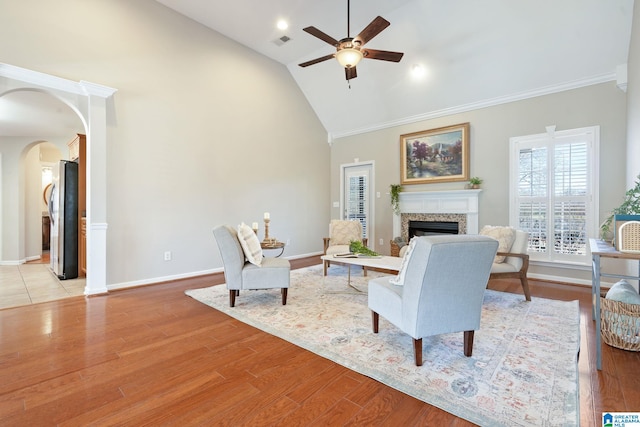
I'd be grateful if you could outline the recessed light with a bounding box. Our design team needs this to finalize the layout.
[277,19,288,30]
[411,64,426,78]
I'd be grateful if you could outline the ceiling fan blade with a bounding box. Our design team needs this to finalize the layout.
[345,67,358,80]
[303,26,339,47]
[362,48,404,63]
[353,16,390,47]
[299,54,335,68]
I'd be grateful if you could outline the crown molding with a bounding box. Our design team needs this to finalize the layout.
[0,63,116,98]
[329,72,616,141]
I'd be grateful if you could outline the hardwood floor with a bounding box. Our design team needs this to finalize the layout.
[0,256,638,426]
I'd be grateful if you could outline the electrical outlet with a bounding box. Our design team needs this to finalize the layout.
[286,239,290,245]
[164,251,172,261]
[379,238,384,245]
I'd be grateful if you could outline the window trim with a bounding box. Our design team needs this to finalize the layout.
[509,125,600,266]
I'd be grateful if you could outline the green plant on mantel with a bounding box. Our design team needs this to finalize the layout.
[600,174,640,239]
[390,184,402,215]
[469,177,483,188]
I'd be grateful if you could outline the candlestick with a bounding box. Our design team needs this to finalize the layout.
[263,218,270,242]
[252,222,259,234]
[264,212,270,220]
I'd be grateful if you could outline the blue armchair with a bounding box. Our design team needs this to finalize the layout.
[212,225,290,307]
[368,235,498,366]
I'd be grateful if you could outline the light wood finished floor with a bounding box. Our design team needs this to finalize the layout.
[0,256,638,426]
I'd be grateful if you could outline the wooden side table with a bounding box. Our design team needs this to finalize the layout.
[261,241,285,257]
[589,238,640,370]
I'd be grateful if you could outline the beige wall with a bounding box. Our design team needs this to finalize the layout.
[331,82,628,284]
[0,0,329,286]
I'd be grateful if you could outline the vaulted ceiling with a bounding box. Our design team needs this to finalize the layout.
[1,0,634,138]
[154,0,635,138]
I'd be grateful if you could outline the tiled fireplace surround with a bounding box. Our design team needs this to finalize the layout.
[392,189,482,241]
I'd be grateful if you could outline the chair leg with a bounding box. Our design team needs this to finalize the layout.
[229,290,237,307]
[520,274,531,301]
[463,330,474,357]
[413,338,423,366]
[371,311,379,333]
[281,288,288,305]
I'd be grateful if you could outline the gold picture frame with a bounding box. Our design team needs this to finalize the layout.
[400,122,470,185]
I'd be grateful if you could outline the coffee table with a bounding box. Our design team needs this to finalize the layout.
[320,255,402,290]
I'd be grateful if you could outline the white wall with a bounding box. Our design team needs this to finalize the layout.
[0,0,330,287]
[331,82,628,284]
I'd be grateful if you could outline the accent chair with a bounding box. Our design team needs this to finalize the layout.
[322,219,368,276]
[368,235,498,366]
[481,227,531,301]
[212,225,290,307]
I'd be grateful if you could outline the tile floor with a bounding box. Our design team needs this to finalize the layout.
[0,255,85,310]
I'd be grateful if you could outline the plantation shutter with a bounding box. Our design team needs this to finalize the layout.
[510,126,598,265]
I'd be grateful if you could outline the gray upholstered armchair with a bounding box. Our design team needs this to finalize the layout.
[212,225,290,307]
[368,235,498,366]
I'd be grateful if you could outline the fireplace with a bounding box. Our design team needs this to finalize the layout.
[392,190,480,240]
[401,213,467,241]
[409,220,459,238]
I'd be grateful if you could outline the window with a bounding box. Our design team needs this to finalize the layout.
[509,126,599,265]
[342,162,374,243]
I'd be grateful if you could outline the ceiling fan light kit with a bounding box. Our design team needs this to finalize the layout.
[335,44,363,68]
[299,0,403,82]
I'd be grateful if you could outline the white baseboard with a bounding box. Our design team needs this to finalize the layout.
[107,251,324,291]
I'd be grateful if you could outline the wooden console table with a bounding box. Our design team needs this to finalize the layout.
[589,238,640,370]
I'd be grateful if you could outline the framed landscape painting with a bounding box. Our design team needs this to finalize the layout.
[400,122,470,185]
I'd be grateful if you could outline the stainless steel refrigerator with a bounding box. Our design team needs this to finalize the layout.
[49,160,79,280]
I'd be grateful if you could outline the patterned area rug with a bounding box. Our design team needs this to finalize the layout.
[186,265,580,426]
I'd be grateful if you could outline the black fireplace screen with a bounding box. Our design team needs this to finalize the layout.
[409,220,459,238]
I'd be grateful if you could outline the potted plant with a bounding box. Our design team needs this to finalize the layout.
[600,174,640,239]
[469,177,483,189]
[390,184,402,215]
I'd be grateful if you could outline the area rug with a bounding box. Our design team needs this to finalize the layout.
[186,265,580,426]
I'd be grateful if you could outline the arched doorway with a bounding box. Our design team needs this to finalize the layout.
[1,63,117,295]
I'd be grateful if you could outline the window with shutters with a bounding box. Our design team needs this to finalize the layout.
[346,175,368,238]
[509,126,599,265]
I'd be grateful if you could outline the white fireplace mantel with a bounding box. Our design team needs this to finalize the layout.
[392,189,482,237]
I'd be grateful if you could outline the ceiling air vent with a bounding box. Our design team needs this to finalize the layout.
[272,35,291,47]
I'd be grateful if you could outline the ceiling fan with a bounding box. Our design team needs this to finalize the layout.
[298,0,404,81]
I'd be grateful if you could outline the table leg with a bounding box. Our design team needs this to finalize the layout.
[593,254,602,370]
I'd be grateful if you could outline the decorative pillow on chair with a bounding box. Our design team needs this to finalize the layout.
[390,237,417,286]
[479,225,516,263]
[237,222,263,266]
[329,220,362,246]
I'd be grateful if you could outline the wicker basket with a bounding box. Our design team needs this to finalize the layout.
[390,240,401,257]
[600,297,640,351]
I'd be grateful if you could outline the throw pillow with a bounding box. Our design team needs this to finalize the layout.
[606,280,640,305]
[390,237,417,286]
[329,220,362,246]
[237,222,263,266]
[479,225,516,263]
